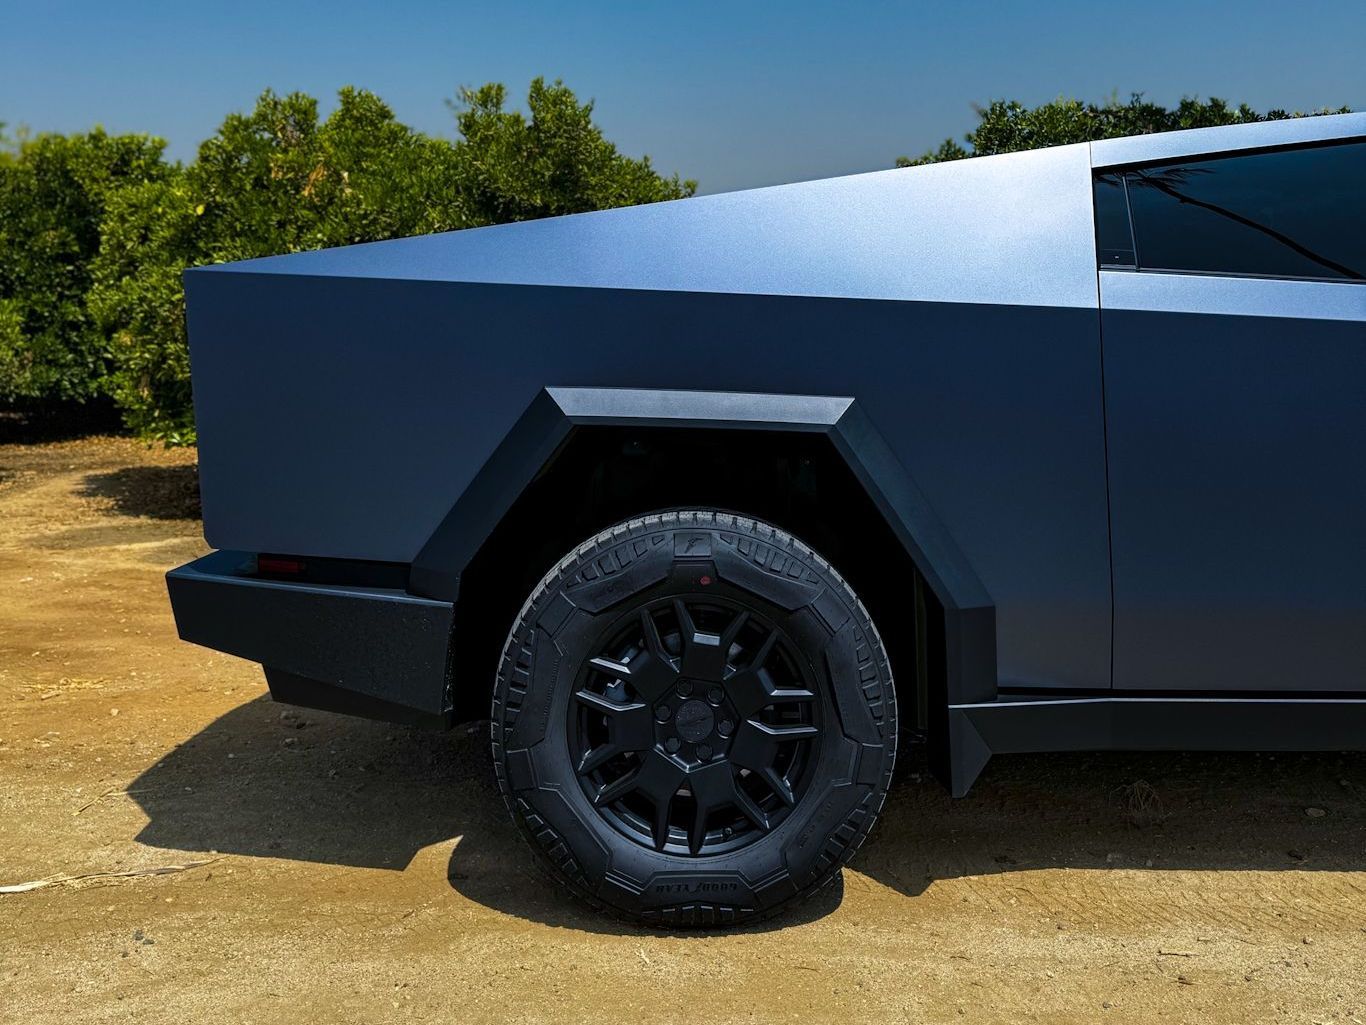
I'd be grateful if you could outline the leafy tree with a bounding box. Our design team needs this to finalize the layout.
[90,88,457,442]
[87,171,198,441]
[898,94,1352,166]
[450,77,695,223]
[0,122,18,165]
[91,80,693,442]
[0,129,169,403]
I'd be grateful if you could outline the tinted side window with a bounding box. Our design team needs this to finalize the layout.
[1123,141,1365,281]
[1094,173,1135,267]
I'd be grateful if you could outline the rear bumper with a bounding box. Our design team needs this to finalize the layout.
[166,551,455,728]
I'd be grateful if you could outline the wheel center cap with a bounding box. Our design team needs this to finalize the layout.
[674,699,715,743]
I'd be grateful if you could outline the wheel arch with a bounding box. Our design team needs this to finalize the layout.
[408,386,997,783]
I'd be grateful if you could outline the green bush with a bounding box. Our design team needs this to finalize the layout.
[90,88,456,442]
[89,80,695,442]
[88,174,197,442]
[452,78,696,222]
[897,94,1352,166]
[0,128,170,404]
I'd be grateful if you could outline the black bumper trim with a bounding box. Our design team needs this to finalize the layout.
[167,551,455,729]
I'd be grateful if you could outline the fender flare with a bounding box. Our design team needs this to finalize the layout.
[408,385,997,709]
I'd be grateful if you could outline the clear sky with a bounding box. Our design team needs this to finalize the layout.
[3,1,1363,194]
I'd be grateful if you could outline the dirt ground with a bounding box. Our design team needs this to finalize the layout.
[1,435,1364,1025]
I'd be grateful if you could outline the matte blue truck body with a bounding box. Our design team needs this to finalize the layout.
[168,113,1366,795]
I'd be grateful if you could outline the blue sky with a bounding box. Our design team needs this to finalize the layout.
[4,1,1363,194]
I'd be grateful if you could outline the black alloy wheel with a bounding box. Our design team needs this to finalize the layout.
[569,595,821,857]
[491,510,897,927]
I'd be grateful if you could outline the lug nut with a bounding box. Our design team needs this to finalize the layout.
[717,720,734,737]
[665,737,681,753]
[654,705,671,722]
[676,680,693,697]
[707,687,724,705]
[697,744,713,761]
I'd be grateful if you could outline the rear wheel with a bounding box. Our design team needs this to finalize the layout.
[491,510,896,926]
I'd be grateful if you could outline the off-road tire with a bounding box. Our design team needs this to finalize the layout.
[491,510,897,927]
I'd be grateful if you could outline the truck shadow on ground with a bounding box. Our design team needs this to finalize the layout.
[78,465,202,520]
[131,694,1366,933]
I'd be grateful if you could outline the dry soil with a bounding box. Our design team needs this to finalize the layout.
[1,436,1364,1024]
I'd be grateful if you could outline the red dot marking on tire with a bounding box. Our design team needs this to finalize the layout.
[699,575,713,586]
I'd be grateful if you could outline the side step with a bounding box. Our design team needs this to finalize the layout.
[946,693,1366,797]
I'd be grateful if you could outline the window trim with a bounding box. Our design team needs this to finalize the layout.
[1092,136,1366,285]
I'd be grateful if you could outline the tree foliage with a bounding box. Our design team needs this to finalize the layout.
[897,94,1351,166]
[452,78,695,223]
[0,129,169,403]
[85,79,693,441]
[89,88,463,441]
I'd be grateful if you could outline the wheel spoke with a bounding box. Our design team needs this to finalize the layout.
[589,646,677,702]
[589,610,680,703]
[731,719,818,773]
[757,722,819,742]
[630,750,687,850]
[686,761,771,849]
[626,649,679,703]
[673,599,755,681]
[651,793,672,851]
[730,778,771,832]
[573,689,654,755]
[687,803,709,855]
[686,761,729,854]
[670,599,725,679]
[590,656,634,680]
[591,750,686,812]
[616,709,656,752]
[632,750,687,804]
[671,598,697,639]
[727,668,817,717]
[749,626,780,672]
[574,688,635,715]
[640,607,670,661]
[724,624,816,714]
[719,609,750,649]
[592,769,639,807]
[761,766,796,807]
[577,742,621,774]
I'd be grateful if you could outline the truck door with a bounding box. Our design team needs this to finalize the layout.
[1096,138,1366,692]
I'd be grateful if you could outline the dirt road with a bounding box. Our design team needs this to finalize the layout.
[1,436,1364,1024]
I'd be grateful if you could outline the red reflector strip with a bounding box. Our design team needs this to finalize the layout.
[257,555,306,575]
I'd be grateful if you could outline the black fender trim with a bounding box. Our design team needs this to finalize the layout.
[409,386,997,707]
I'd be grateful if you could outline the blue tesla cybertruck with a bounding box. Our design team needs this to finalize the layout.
[168,113,1365,925]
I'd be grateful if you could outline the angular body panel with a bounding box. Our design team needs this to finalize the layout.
[1103,283,1366,692]
[208,143,1098,308]
[186,276,1112,692]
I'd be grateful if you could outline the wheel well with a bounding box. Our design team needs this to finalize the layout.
[449,426,945,731]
